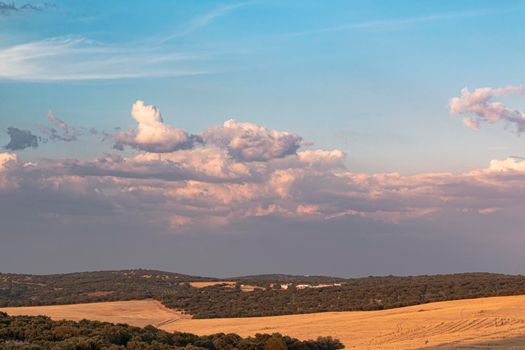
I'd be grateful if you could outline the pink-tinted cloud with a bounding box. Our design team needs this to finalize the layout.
[201,119,304,161]
[449,86,525,132]
[6,99,525,232]
[0,153,18,191]
[5,141,525,232]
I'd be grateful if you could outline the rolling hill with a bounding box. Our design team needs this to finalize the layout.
[3,270,525,319]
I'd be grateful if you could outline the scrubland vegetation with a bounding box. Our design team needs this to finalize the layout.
[3,270,525,318]
[0,312,344,350]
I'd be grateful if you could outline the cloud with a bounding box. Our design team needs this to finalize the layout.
[284,9,494,38]
[114,101,305,160]
[114,100,200,153]
[0,152,17,168]
[449,86,525,133]
[0,2,16,15]
[487,157,525,173]
[0,2,54,16]
[7,133,525,232]
[160,3,247,42]
[38,110,80,142]
[201,119,304,161]
[4,127,38,150]
[5,102,525,233]
[0,152,18,190]
[40,148,252,184]
[0,36,210,81]
[0,2,245,81]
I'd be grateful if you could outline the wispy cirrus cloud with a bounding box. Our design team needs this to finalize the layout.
[159,2,248,43]
[284,9,497,38]
[0,2,250,81]
[0,35,211,81]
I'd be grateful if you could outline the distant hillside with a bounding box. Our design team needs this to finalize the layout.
[0,269,216,307]
[162,273,525,318]
[3,270,525,319]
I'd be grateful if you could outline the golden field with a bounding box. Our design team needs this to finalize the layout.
[4,296,525,349]
[0,300,190,328]
[188,281,263,292]
[188,281,237,288]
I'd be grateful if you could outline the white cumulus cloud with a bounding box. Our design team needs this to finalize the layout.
[114,100,199,153]
[201,119,304,161]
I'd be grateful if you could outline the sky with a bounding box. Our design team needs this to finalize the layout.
[1,0,525,277]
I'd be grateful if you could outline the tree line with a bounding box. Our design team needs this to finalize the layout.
[0,312,344,350]
[3,270,525,318]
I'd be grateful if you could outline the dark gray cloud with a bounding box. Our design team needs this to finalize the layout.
[0,2,54,15]
[4,127,39,150]
[0,2,16,14]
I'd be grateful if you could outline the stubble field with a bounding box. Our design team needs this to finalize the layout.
[4,295,525,349]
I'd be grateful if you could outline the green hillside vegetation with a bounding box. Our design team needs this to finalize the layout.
[231,274,346,286]
[161,273,525,318]
[0,312,344,350]
[3,270,525,318]
[0,270,215,307]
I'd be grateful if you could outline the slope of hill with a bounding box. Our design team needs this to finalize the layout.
[0,269,216,307]
[160,273,525,318]
[230,274,346,286]
[0,299,189,327]
[163,294,525,349]
[0,311,343,350]
[4,295,525,349]
[3,270,525,319]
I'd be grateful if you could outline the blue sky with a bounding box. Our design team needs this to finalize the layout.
[2,1,525,276]
[2,0,525,172]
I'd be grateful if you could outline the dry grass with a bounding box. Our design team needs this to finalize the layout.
[0,299,190,328]
[4,296,525,349]
[239,284,264,292]
[162,295,525,349]
[188,281,262,292]
[86,291,114,297]
[188,281,236,288]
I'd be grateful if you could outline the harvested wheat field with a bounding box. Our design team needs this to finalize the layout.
[188,281,237,288]
[4,296,525,349]
[188,281,263,291]
[0,299,190,328]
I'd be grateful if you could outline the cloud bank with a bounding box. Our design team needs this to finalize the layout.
[2,145,524,233]
[3,98,525,234]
